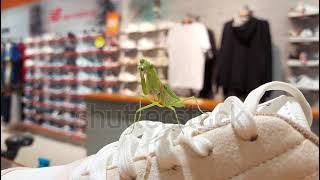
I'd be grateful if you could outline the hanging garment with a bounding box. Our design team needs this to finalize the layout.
[1,95,11,124]
[18,43,26,83]
[191,22,212,53]
[200,29,217,98]
[217,17,272,97]
[10,92,21,124]
[11,43,21,85]
[167,23,206,91]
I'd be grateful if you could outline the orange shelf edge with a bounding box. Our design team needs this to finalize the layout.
[1,0,40,10]
[12,123,86,145]
[82,93,319,120]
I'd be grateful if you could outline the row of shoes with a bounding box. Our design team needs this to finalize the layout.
[289,26,319,38]
[25,42,102,56]
[119,55,169,67]
[289,2,319,15]
[124,21,175,34]
[120,38,165,50]
[289,51,319,61]
[24,29,102,44]
[288,75,319,90]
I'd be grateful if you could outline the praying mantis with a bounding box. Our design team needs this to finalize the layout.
[134,59,208,125]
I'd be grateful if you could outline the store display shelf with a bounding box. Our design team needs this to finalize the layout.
[25,78,119,86]
[120,61,168,68]
[23,112,85,127]
[27,64,120,71]
[25,89,83,99]
[13,123,86,145]
[288,59,319,67]
[120,46,166,52]
[288,12,319,18]
[289,37,319,43]
[27,49,119,58]
[121,28,169,35]
[25,35,104,46]
[23,100,86,113]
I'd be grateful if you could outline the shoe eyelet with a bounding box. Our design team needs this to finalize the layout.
[250,134,259,142]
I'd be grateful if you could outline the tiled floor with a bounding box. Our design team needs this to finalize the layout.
[1,124,86,168]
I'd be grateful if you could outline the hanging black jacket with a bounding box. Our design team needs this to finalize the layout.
[217,17,272,97]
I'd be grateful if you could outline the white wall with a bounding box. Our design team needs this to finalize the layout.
[1,4,33,39]
[41,0,99,34]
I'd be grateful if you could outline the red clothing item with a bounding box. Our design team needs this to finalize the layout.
[18,43,26,83]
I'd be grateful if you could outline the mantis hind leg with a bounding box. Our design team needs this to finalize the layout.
[167,106,183,127]
[183,96,210,121]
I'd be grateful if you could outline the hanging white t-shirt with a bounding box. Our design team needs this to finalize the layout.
[167,23,206,90]
[191,22,211,53]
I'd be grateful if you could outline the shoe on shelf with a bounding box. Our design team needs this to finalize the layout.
[41,46,55,54]
[290,2,319,15]
[77,71,91,81]
[24,59,34,67]
[24,37,34,44]
[118,72,138,82]
[76,43,95,53]
[104,75,118,82]
[41,33,56,42]
[291,75,319,91]
[77,85,94,95]
[137,38,155,50]
[299,29,314,38]
[124,23,139,34]
[314,26,319,38]
[119,56,138,65]
[138,22,157,33]
[76,56,95,67]
[103,59,120,67]
[2,82,318,179]
[120,39,136,50]
[121,88,137,96]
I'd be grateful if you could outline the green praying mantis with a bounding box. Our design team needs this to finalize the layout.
[134,59,208,125]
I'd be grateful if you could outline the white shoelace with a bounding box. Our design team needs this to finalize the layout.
[70,81,312,180]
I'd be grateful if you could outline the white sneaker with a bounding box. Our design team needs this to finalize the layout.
[137,38,155,51]
[300,29,314,38]
[291,2,319,14]
[118,72,138,82]
[120,39,136,50]
[124,24,139,34]
[2,81,318,180]
[294,75,319,91]
[138,22,156,33]
[42,33,55,42]
[77,71,90,81]
[41,46,55,54]
[76,56,92,67]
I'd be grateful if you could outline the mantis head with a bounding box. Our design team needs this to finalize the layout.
[138,59,154,73]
